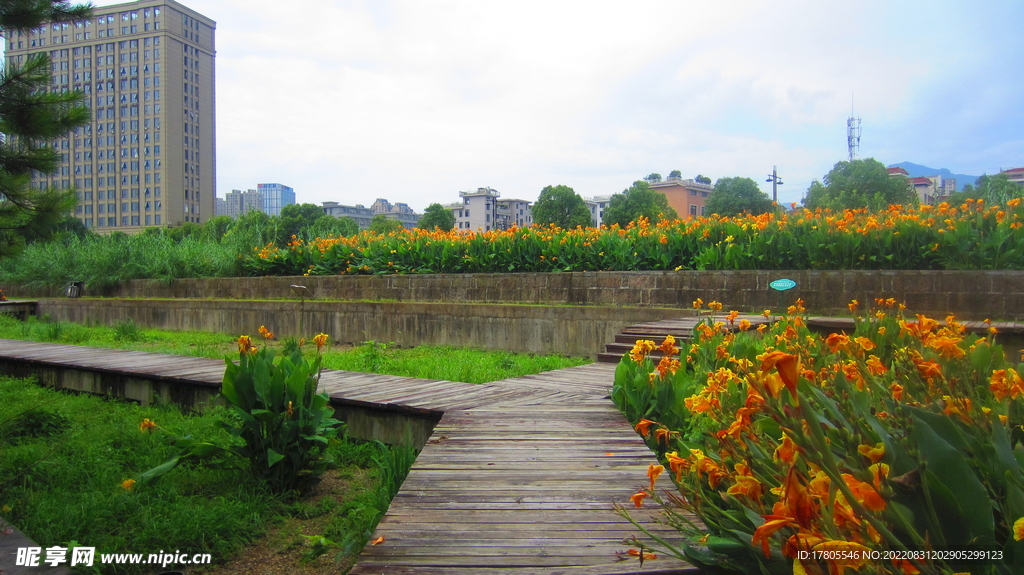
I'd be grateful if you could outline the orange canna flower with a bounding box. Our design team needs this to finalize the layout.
[665,451,691,482]
[928,335,965,359]
[759,351,800,399]
[866,355,888,376]
[626,548,657,560]
[692,298,704,309]
[258,325,274,340]
[848,299,859,312]
[139,418,157,433]
[237,335,254,354]
[774,435,799,464]
[825,333,850,353]
[630,340,657,363]
[738,319,751,331]
[634,419,657,436]
[708,301,723,312]
[630,491,648,508]
[843,473,886,511]
[653,427,679,446]
[121,479,136,491]
[751,515,798,558]
[657,334,679,356]
[889,383,904,401]
[854,337,875,351]
[726,475,763,501]
[647,464,665,490]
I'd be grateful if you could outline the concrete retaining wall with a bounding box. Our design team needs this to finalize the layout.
[6,269,1022,319]
[34,299,690,357]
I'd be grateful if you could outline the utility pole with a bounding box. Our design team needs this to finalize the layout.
[766,166,783,203]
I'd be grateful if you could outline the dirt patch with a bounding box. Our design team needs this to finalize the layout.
[192,468,376,575]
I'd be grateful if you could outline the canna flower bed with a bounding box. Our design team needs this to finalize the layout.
[612,299,1024,575]
[244,200,1024,276]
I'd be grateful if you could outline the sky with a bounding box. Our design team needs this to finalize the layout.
[97,0,1024,211]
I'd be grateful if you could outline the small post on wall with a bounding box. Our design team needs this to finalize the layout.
[290,284,314,338]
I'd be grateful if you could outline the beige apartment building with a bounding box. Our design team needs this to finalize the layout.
[4,0,216,232]
[454,187,532,231]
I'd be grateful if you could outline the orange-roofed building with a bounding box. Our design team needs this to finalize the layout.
[1001,167,1024,186]
[648,176,715,219]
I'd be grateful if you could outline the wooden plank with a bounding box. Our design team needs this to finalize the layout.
[0,341,696,574]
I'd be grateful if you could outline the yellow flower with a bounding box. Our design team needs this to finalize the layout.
[313,333,329,350]
[1014,517,1024,540]
[708,301,723,311]
[692,298,704,309]
[139,418,156,433]
[121,479,136,491]
[857,442,885,464]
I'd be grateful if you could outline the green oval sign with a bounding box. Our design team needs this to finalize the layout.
[769,278,797,291]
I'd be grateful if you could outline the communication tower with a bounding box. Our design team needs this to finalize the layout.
[847,96,861,161]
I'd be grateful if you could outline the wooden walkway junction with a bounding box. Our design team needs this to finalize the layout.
[0,338,696,574]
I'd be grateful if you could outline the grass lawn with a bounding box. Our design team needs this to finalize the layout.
[0,374,410,575]
[0,314,591,384]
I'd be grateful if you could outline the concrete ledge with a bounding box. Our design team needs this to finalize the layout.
[6,269,1023,319]
[33,299,690,357]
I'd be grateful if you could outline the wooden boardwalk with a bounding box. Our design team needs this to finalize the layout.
[0,339,696,574]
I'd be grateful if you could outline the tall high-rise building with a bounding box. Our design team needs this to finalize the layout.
[3,0,216,232]
[257,183,294,216]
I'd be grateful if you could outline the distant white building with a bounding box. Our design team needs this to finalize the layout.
[218,189,263,218]
[584,195,616,227]
[321,201,374,229]
[453,187,531,231]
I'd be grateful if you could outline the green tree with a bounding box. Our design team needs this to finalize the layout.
[0,0,93,258]
[804,158,916,211]
[705,177,774,216]
[601,181,678,227]
[417,203,456,231]
[277,203,325,243]
[695,174,712,185]
[668,170,682,179]
[369,214,404,234]
[644,173,662,183]
[947,173,1022,206]
[531,185,591,229]
[305,214,359,238]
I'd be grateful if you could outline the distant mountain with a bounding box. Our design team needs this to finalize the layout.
[887,162,980,191]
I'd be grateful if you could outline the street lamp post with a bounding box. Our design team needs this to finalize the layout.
[766,166,784,203]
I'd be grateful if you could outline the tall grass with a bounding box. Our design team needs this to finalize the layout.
[0,232,250,292]
[0,375,283,572]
